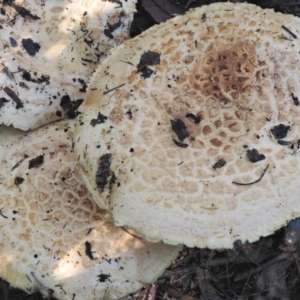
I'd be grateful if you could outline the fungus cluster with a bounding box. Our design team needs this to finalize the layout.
[0,1,183,299]
[2,1,300,299]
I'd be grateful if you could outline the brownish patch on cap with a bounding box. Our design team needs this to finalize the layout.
[203,125,212,135]
[190,40,258,104]
[210,138,223,147]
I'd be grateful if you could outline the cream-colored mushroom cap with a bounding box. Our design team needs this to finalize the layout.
[0,0,136,130]
[0,120,182,300]
[75,2,300,249]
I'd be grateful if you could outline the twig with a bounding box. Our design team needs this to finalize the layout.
[232,164,269,186]
[30,271,54,297]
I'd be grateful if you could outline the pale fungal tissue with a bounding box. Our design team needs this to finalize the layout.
[0,0,136,131]
[0,1,185,299]
[0,120,182,300]
[75,2,300,249]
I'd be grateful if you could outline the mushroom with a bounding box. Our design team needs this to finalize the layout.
[0,0,136,131]
[75,2,300,248]
[0,120,182,299]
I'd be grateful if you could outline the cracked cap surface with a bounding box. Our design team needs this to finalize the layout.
[0,120,181,300]
[75,3,300,248]
[0,0,136,130]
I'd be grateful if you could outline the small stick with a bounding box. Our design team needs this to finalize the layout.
[282,25,297,39]
[103,83,125,95]
[30,271,54,297]
[232,164,269,186]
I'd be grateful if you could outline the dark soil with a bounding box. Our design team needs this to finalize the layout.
[128,219,300,300]
[2,1,300,299]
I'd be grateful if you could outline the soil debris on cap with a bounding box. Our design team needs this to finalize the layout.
[170,118,189,141]
[28,155,44,169]
[0,98,9,108]
[90,112,108,127]
[96,153,113,192]
[21,38,41,56]
[271,124,290,139]
[213,158,226,170]
[137,51,161,71]
[246,148,266,163]
[137,51,160,78]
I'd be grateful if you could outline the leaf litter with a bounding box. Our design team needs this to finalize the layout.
[3,0,300,299]
[125,222,300,300]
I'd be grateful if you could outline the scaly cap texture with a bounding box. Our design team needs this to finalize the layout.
[0,120,181,299]
[75,3,300,248]
[0,0,136,130]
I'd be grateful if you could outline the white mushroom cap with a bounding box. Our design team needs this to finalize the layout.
[75,3,300,248]
[0,120,182,299]
[0,0,136,130]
